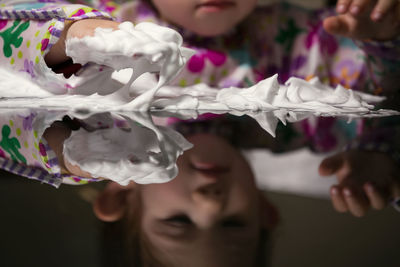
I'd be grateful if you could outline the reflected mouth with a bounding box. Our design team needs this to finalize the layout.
[196,1,235,11]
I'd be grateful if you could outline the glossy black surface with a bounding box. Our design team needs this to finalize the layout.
[0,110,399,267]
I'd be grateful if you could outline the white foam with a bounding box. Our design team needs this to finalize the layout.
[0,20,398,185]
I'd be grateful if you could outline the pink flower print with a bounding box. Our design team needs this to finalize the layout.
[0,148,6,158]
[71,9,86,17]
[305,22,319,49]
[71,8,99,18]
[100,0,117,14]
[39,142,47,157]
[0,20,7,31]
[41,38,49,51]
[187,49,227,73]
[73,177,82,183]
[305,21,338,56]
[105,6,116,14]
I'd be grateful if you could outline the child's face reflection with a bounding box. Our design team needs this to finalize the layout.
[139,134,261,266]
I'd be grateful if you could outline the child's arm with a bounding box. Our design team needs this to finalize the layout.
[0,1,115,185]
[0,1,129,185]
[0,110,81,187]
[0,1,113,81]
[321,0,400,95]
[272,1,400,215]
[316,1,400,216]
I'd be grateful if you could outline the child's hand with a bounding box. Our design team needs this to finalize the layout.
[323,0,400,41]
[319,150,400,217]
[45,19,120,66]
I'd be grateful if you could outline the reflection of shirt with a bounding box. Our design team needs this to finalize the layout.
[0,0,399,186]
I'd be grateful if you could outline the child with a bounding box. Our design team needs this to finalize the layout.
[93,132,279,266]
[0,0,399,215]
[0,0,399,265]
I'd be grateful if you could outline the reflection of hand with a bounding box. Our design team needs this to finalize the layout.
[319,150,400,217]
[43,121,93,178]
[323,0,400,41]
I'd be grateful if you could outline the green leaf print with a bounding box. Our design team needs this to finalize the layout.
[0,20,30,58]
[0,125,27,164]
[275,18,303,53]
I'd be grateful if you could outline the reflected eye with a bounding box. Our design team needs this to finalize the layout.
[164,214,192,227]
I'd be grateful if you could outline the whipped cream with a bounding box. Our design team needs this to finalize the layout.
[66,22,194,110]
[0,19,398,185]
[63,112,192,185]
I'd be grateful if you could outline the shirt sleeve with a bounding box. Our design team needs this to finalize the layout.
[0,109,63,187]
[0,1,115,186]
[0,0,113,92]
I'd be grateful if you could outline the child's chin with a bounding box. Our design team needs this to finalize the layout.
[190,24,235,37]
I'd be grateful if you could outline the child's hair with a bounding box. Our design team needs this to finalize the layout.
[100,188,164,267]
[100,187,274,267]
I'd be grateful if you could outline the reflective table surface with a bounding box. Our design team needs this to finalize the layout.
[0,108,399,267]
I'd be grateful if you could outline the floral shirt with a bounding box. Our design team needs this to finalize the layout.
[0,0,399,186]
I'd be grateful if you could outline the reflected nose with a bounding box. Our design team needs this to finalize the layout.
[189,161,230,215]
[197,183,224,198]
[191,168,228,197]
[192,182,227,216]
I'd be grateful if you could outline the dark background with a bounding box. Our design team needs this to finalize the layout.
[1,171,399,267]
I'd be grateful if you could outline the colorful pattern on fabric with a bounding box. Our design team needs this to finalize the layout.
[0,0,399,186]
[0,156,62,187]
[0,110,62,187]
[0,20,29,57]
[0,124,26,163]
[0,2,112,82]
[122,1,400,154]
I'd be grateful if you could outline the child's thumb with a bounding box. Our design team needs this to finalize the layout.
[318,153,345,176]
[323,15,351,37]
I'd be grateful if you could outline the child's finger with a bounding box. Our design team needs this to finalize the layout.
[330,186,349,212]
[343,187,368,217]
[319,153,345,176]
[336,0,353,14]
[323,15,352,37]
[370,0,398,21]
[364,183,386,210]
[64,159,95,178]
[348,0,370,15]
